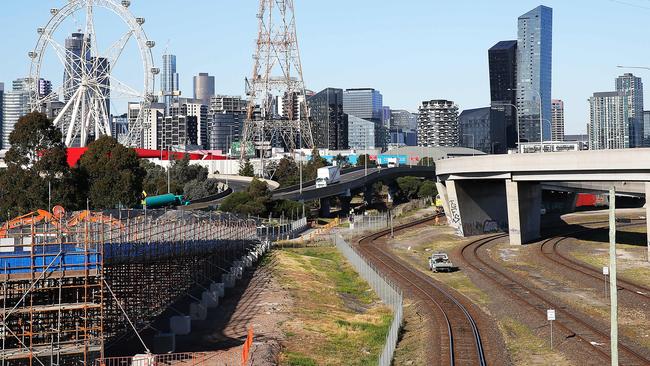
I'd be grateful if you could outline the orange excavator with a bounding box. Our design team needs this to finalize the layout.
[0,207,123,238]
[66,210,124,229]
[0,209,62,238]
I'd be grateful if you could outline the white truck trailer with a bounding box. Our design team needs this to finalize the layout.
[315,166,341,188]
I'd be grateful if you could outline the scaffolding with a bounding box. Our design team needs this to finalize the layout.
[0,210,258,366]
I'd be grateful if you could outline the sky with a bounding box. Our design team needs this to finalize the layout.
[2,0,650,134]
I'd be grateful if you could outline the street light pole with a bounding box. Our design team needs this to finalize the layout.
[508,87,544,152]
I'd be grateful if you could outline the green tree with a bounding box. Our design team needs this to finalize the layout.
[418,180,437,198]
[273,157,300,187]
[334,154,350,168]
[418,157,435,166]
[271,199,303,218]
[304,148,328,180]
[356,154,377,168]
[396,176,422,201]
[239,158,255,177]
[0,112,82,216]
[170,154,208,188]
[79,136,145,209]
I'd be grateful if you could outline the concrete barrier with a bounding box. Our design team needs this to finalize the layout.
[201,291,219,308]
[189,302,207,320]
[170,316,191,335]
[210,282,225,298]
[152,333,176,354]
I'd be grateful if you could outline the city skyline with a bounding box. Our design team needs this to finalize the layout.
[2,1,650,135]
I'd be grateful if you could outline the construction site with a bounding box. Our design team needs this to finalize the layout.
[0,208,262,365]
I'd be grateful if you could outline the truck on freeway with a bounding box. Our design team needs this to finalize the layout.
[315,166,341,188]
[386,157,400,168]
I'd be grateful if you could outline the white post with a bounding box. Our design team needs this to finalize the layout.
[609,187,618,366]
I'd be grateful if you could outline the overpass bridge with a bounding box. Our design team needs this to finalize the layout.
[272,165,436,215]
[435,148,650,248]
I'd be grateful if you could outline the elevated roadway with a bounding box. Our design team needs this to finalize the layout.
[435,148,650,246]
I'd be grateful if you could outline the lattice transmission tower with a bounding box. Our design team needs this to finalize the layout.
[240,0,313,166]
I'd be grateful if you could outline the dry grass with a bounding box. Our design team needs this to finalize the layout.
[272,247,393,366]
[498,318,572,366]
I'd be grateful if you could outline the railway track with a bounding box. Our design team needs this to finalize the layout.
[461,233,650,365]
[540,222,650,301]
[356,216,487,366]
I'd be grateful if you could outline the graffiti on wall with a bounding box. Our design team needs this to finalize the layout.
[448,199,463,236]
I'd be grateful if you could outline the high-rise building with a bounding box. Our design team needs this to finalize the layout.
[551,99,564,141]
[615,73,644,148]
[111,113,129,141]
[644,111,650,147]
[172,98,208,149]
[390,110,417,131]
[516,5,553,143]
[129,102,165,150]
[208,95,247,152]
[158,114,198,151]
[458,107,505,153]
[64,32,90,102]
[417,99,459,147]
[38,79,52,98]
[2,80,30,149]
[348,115,376,150]
[193,73,215,106]
[343,88,383,122]
[161,54,179,113]
[488,40,518,150]
[308,88,348,150]
[0,83,4,149]
[343,88,386,148]
[588,91,627,150]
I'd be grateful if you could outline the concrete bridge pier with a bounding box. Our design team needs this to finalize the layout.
[319,197,331,218]
[339,195,352,215]
[506,180,541,245]
[364,186,374,206]
[443,180,509,237]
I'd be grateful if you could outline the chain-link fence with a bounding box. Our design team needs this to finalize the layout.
[349,212,390,232]
[333,234,403,366]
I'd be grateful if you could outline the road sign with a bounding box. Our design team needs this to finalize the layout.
[603,266,609,275]
[409,156,420,161]
[369,155,377,161]
[547,309,556,321]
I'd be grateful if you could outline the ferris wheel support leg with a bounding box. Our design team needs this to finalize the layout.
[67,89,84,147]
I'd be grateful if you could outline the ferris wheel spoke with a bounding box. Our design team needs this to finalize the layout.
[103,30,134,71]
[108,75,143,98]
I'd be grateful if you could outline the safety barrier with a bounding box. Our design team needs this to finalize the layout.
[333,234,403,366]
[95,350,251,366]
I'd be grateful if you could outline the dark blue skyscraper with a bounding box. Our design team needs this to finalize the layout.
[517,5,552,143]
[489,40,517,151]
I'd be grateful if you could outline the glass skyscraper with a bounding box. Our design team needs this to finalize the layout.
[488,40,518,151]
[615,73,644,148]
[2,80,30,149]
[342,88,383,122]
[517,5,552,143]
[161,54,179,113]
[308,88,348,150]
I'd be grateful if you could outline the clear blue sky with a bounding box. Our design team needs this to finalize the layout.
[2,0,650,134]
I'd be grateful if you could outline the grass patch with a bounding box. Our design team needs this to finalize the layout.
[274,247,393,365]
[499,318,571,366]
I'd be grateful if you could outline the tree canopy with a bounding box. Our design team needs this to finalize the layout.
[78,136,145,209]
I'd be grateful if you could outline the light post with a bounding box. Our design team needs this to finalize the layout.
[508,87,544,152]
[492,102,520,151]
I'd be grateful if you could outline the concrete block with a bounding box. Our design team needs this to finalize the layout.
[201,291,219,308]
[152,333,175,354]
[133,354,156,366]
[210,282,225,298]
[170,315,191,335]
[189,302,207,320]
[224,274,235,288]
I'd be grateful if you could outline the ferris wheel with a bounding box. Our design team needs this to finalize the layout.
[28,0,158,147]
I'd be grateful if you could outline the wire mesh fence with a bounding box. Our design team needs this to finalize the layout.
[333,234,403,366]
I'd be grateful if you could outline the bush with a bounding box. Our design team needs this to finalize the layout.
[418,180,437,198]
